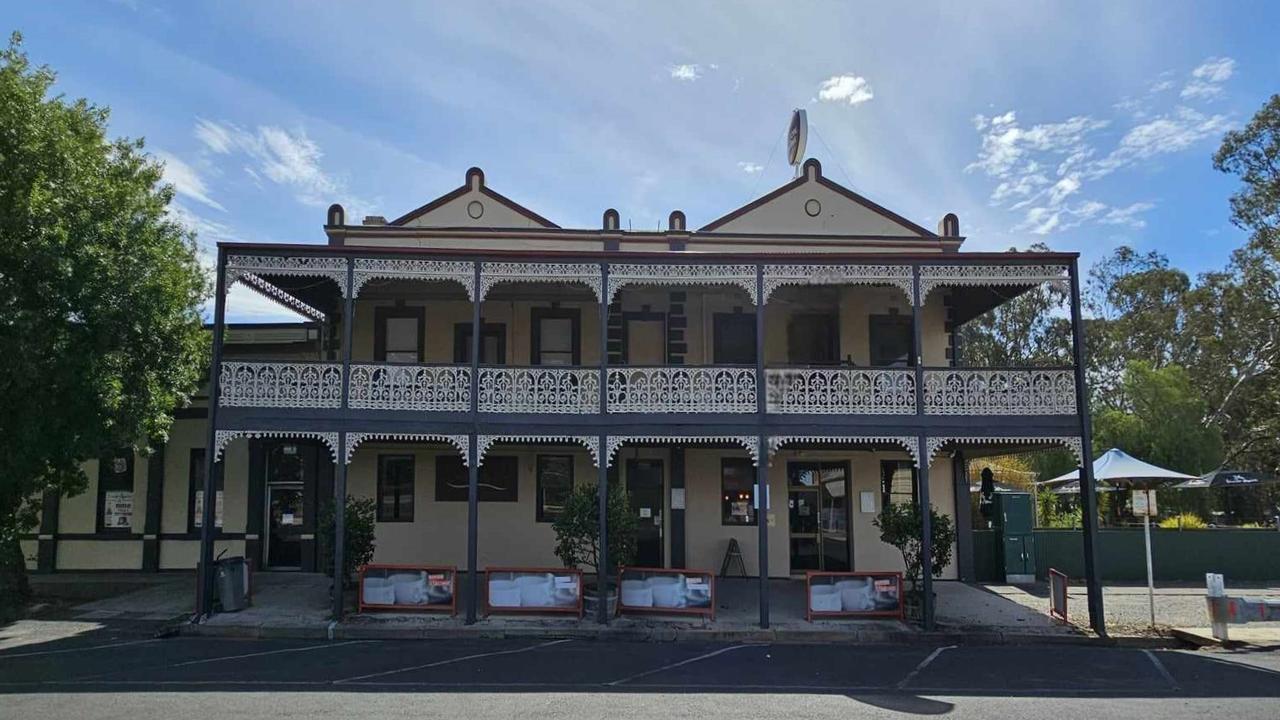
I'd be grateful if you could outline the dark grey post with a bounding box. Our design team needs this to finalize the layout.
[1068,258,1105,635]
[754,264,769,628]
[332,259,355,620]
[952,451,974,582]
[142,443,166,572]
[466,261,482,624]
[911,266,935,629]
[198,247,228,617]
[597,262,610,623]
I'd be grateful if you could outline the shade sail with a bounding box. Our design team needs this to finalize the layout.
[1175,468,1278,489]
[1038,448,1196,491]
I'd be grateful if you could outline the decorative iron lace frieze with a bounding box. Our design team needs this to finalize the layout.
[605,436,760,467]
[218,361,343,408]
[479,262,602,301]
[767,436,921,467]
[225,255,349,297]
[348,364,471,411]
[925,435,1084,466]
[606,263,757,304]
[918,264,1069,300]
[762,264,914,304]
[477,367,599,414]
[607,367,757,414]
[923,369,1076,415]
[213,430,340,463]
[344,433,469,465]
[765,368,916,414]
[476,435,600,467]
[352,258,475,300]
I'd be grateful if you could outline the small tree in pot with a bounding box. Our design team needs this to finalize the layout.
[318,496,378,603]
[874,502,955,621]
[552,482,636,616]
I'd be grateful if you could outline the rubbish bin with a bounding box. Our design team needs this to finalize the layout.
[215,556,248,612]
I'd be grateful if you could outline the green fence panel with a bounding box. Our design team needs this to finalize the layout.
[972,530,1003,582]
[1030,528,1280,582]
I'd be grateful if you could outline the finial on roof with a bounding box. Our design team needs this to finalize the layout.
[603,208,620,231]
[938,213,960,237]
[465,167,485,190]
[802,158,822,181]
[668,210,687,232]
[326,203,345,226]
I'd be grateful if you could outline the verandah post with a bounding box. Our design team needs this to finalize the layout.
[1068,258,1106,635]
[466,261,482,625]
[597,262,610,623]
[911,264,935,630]
[197,247,228,617]
[754,264,769,629]
[332,258,355,620]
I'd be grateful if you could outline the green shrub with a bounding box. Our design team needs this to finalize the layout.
[874,502,956,584]
[1158,512,1208,529]
[317,496,377,584]
[552,482,636,578]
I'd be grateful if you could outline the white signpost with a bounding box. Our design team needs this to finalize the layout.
[1132,489,1158,626]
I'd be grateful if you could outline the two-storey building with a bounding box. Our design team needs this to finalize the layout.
[28,159,1105,632]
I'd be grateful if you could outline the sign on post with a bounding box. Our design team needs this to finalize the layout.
[1131,489,1157,516]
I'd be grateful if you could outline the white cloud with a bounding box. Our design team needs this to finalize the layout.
[737,161,763,174]
[154,150,225,212]
[192,120,369,212]
[1100,202,1156,229]
[1047,175,1081,205]
[669,64,701,82]
[1181,56,1235,99]
[815,75,874,106]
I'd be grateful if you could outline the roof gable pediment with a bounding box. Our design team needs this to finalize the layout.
[699,159,936,238]
[390,167,558,229]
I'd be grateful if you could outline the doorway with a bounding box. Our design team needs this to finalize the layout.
[787,462,851,573]
[264,443,309,570]
[626,459,664,568]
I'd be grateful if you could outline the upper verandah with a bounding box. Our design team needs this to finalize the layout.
[318,158,968,254]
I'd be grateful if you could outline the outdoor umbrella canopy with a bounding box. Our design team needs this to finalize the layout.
[1038,448,1196,491]
[1049,480,1125,495]
[1174,467,1278,489]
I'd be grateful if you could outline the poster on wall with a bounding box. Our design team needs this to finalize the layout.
[102,490,133,529]
[193,490,224,528]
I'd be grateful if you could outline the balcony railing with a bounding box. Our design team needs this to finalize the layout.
[348,363,471,412]
[478,366,599,414]
[219,361,343,408]
[607,366,757,413]
[766,367,916,414]
[923,368,1077,415]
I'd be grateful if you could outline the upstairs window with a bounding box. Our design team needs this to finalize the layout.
[532,308,580,366]
[454,322,507,364]
[375,306,425,363]
[713,312,756,365]
[869,315,915,367]
[787,313,839,365]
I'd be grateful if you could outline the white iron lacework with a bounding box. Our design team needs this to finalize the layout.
[352,258,475,300]
[475,436,600,467]
[237,273,327,321]
[479,262,602,301]
[606,264,757,304]
[606,367,756,414]
[766,436,921,468]
[478,367,599,414]
[344,433,469,465]
[605,436,760,468]
[225,255,349,297]
[762,264,914,304]
[925,436,1084,466]
[922,369,1076,415]
[348,364,471,411]
[918,264,1070,300]
[765,368,915,414]
[213,430,340,463]
[218,362,343,408]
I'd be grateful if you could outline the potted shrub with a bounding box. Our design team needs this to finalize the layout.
[874,502,955,623]
[318,496,378,611]
[552,482,636,617]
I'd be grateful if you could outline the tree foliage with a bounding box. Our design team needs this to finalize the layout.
[551,483,637,578]
[1093,361,1223,475]
[0,34,207,605]
[873,503,955,584]
[318,497,377,585]
[957,242,1072,367]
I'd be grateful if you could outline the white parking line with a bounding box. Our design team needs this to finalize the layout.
[606,644,757,686]
[896,645,953,689]
[0,638,160,659]
[1143,649,1180,691]
[333,638,573,683]
[169,640,369,667]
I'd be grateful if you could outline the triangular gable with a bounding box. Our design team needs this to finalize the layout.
[390,167,559,229]
[699,159,936,237]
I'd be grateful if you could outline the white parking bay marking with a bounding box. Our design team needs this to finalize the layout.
[607,644,758,686]
[170,640,369,667]
[1143,649,1180,691]
[334,638,573,683]
[896,645,953,689]
[0,638,160,659]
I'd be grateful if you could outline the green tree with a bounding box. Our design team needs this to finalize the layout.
[1214,94,1280,236]
[956,242,1072,367]
[1092,361,1223,475]
[0,34,207,618]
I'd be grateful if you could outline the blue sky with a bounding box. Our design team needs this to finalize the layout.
[7,1,1278,320]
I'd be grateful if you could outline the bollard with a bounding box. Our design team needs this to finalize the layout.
[1206,573,1227,642]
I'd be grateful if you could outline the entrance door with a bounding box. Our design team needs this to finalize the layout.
[787,462,851,573]
[627,459,664,568]
[264,443,309,570]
